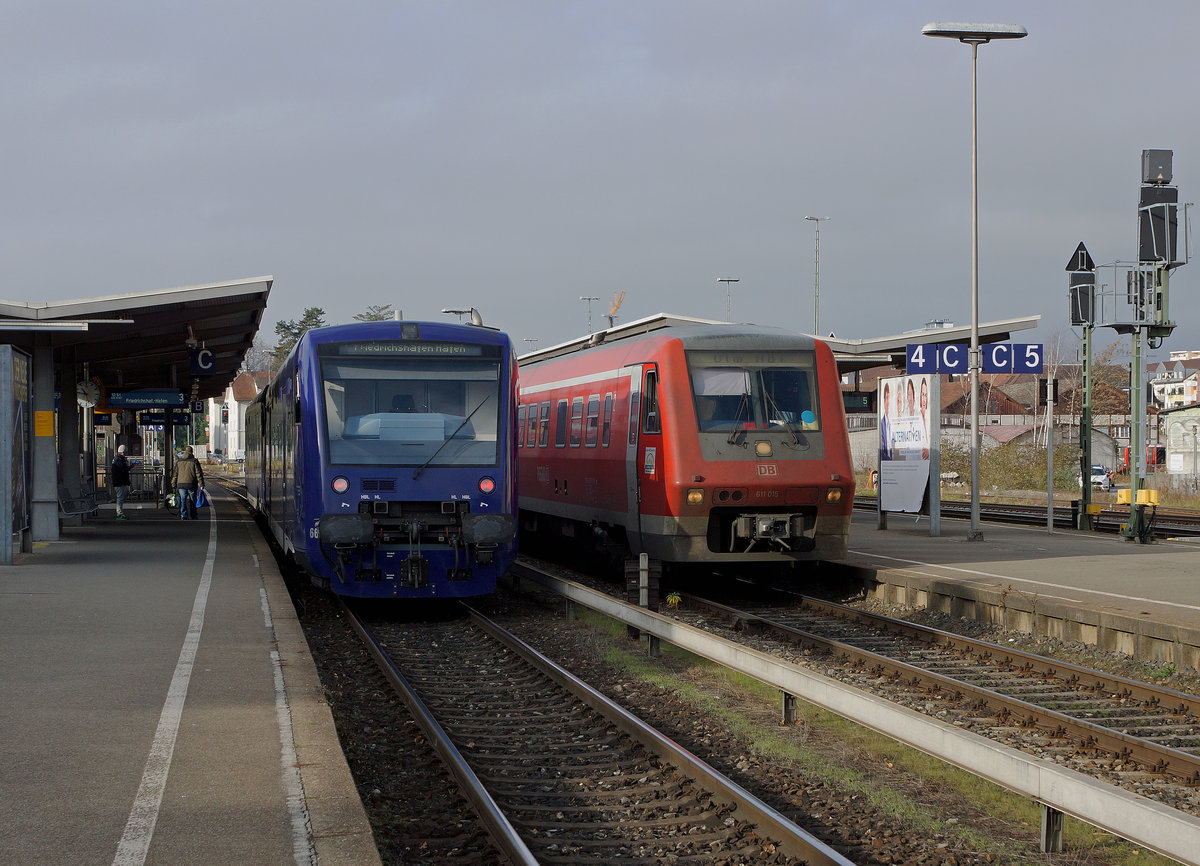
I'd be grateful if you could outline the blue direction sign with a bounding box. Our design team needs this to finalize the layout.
[138,408,192,425]
[191,347,217,376]
[108,388,187,408]
[906,342,1041,374]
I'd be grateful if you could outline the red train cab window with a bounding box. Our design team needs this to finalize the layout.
[538,401,550,447]
[584,395,600,447]
[601,393,613,447]
[555,399,569,447]
[642,371,661,434]
[517,405,526,447]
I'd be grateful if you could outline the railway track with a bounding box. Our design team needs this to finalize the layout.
[678,589,1200,793]
[510,558,1200,863]
[853,493,1200,537]
[343,600,854,865]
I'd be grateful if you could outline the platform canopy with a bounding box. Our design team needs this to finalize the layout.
[821,314,1042,373]
[0,276,272,400]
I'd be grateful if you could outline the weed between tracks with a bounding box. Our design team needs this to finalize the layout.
[548,606,1176,866]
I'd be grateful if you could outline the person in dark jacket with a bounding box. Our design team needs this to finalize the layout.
[171,445,205,520]
[111,445,131,520]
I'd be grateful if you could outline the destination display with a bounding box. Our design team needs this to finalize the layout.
[107,388,188,408]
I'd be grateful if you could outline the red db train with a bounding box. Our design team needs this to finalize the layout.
[516,314,854,571]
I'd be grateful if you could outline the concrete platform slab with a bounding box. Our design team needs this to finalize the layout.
[0,485,379,866]
[838,509,1200,670]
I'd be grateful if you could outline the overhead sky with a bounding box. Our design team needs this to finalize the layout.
[3,2,1196,363]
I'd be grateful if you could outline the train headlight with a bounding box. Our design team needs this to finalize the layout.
[331,476,350,495]
[826,487,842,503]
[686,488,705,505]
[479,476,496,494]
[755,441,772,457]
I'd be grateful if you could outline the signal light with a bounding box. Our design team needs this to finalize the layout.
[686,488,704,505]
[478,477,496,494]
[825,488,842,503]
[331,476,350,494]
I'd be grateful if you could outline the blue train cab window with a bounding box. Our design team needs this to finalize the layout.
[569,397,584,446]
[538,401,550,446]
[584,395,600,447]
[517,405,526,447]
[318,341,502,466]
[554,399,568,447]
[642,371,661,434]
[601,393,613,447]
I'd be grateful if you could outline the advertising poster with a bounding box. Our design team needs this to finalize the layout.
[879,373,932,513]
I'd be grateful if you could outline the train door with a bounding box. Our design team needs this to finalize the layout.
[620,364,644,552]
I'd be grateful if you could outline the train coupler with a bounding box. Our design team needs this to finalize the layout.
[399,556,429,587]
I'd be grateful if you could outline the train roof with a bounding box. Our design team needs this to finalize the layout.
[518,313,814,366]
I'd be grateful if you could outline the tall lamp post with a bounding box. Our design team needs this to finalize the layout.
[923,21,1027,541]
[804,216,830,334]
[579,296,599,332]
[718,278,740,321]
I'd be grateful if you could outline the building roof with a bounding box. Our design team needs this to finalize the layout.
[0,277,272,400]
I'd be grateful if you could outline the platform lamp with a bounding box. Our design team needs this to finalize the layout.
[579,296,599,333]
[718,278,740,321]
[804,216,830,335]
[923,21,1028,541]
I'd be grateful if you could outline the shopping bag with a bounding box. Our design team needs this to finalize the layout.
[195,488,210,509]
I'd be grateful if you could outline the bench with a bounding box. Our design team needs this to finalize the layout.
[58,484,99,517]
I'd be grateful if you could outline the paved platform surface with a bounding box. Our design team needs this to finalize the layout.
[840,508,1200,668]
[845,508,1200,628]
[0,484,380,866]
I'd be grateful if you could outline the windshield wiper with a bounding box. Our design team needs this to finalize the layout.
[412,396,490,480]
[726,393,751,445]
[761,372,800,444]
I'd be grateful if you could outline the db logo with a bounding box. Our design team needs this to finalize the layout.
[756,464,778,476]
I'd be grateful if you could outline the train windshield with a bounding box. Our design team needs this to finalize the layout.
[687,349,820,433]
[319,343,502,467]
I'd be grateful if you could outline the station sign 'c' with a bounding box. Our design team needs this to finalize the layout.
[906,343,1043,375]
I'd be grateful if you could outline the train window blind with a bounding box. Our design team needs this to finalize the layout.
[554,399,568,447]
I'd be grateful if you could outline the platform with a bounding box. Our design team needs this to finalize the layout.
[0,484,380,866]
[837,508,1200,671]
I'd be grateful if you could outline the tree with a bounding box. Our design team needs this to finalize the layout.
[240,335,276,374]
[354,304,396,322]
[273,307,327,364]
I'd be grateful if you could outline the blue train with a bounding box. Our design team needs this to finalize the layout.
[245,319,518,598]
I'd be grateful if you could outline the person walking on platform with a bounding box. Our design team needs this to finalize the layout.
[172,445,205,520]
[111,445,131,520]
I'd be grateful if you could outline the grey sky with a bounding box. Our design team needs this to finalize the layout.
[3,2,1195,362]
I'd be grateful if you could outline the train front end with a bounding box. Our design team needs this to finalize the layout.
[652,331,855,564]
[300,323,517,598]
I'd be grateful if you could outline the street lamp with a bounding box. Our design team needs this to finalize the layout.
[579,296,599,332]
[718,278,740,321]
[923,21,1027,541]
[805,216,830,334]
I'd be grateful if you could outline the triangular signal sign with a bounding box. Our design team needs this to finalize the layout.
[1066,241,1096,272]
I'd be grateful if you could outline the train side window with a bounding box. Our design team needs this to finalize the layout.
[517,405,526,447]
[569,397,584,447]
[642,370,661,434]
[584,395,600,447]
[538,401,550,447]
[555,399,568,447]
[601,393,613,447]
[527,402,539,447]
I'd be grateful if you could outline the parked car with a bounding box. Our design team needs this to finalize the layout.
[1076,464,1112,491]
